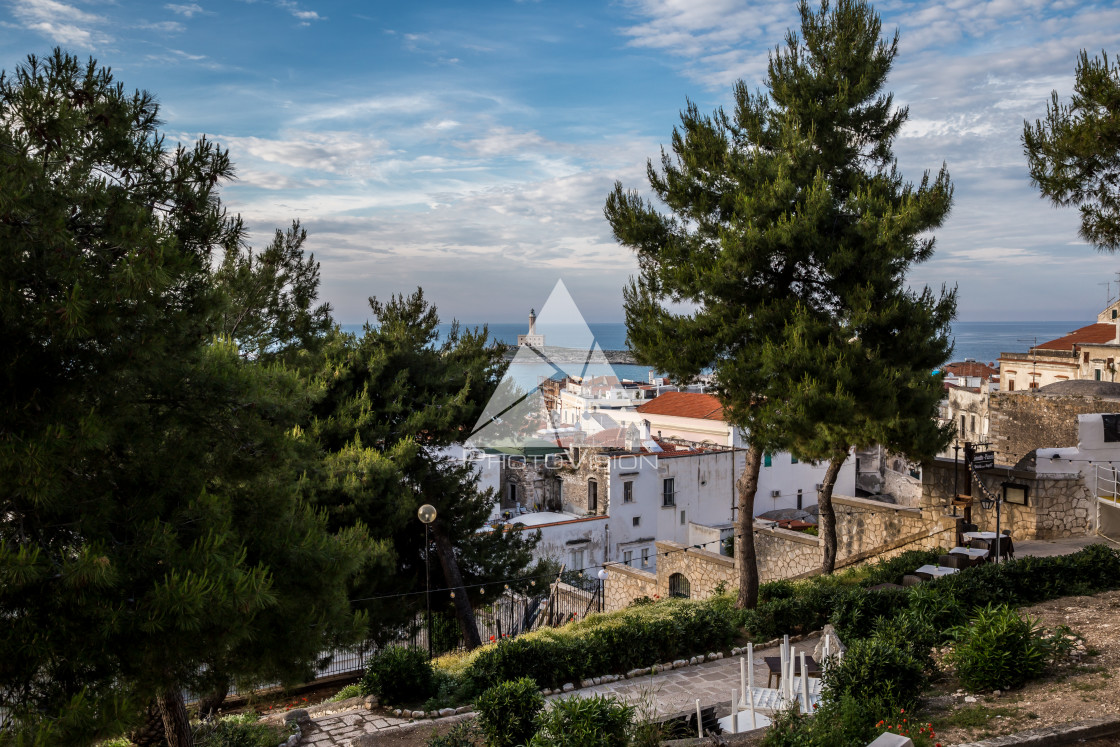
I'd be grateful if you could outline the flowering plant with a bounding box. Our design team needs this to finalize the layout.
[876,708,939,746]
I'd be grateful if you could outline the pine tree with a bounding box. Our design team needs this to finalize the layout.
[0,51,366,745]
[308,290,538,649]
[605,0,951,606]
[1024,50,1120,251]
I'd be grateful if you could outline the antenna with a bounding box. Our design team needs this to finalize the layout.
[1017,337,1039,390]
[1100,281,1112,308]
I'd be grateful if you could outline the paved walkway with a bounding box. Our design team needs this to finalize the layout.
[302,636,821,745]
[1016,535,1104,558]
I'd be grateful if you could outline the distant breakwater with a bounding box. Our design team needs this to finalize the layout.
[501,346,640,365]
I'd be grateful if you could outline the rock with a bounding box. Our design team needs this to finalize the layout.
[393,709,402,717]
[562,683,575,692]
[411,710,426,719]
[284,709,310,725]
[813,624,847,662]
[364,695,378,710]
[454,706,472,715]
[579,679,594,688]
[707,652,719,660]
[439,708,455,718]
[673,659,688,668]
[964,696,977,703]
[285,735,299,747]
[427,710,439,719]
[993,690,1001,697]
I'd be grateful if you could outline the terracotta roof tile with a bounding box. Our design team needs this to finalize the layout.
[944,361,999,379]
[1034,323,1117,351]
[636,391,725,421]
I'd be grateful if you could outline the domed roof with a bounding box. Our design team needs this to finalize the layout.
[1037,380,1120,397]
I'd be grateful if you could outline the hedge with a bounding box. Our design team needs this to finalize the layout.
[460,596,736,693]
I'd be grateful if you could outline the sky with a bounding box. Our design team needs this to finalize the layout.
[3,0,1120,323]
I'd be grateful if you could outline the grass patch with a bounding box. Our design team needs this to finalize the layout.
[933,703,1019,730]
[328,683,362,702]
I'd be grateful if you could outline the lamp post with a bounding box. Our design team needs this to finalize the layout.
[978,492,1000,564]
[418,504,437,659]
[597,568,608,613]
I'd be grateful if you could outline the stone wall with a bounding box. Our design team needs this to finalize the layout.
[653,541,738,599]
[557,449,612,516]
[989,391,1120,467]
[922,457,1094,540]
[603,562,656,611]
[882,469,922,507]
[753,524,821,581]
[604,493,961,609]
[502,458,561,512]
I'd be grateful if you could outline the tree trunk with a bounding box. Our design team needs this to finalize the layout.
[735,445,763,610]
[156,688,193,747]
[819,451,848,574]
[431,523,483,650]
[127,701,167,747]
[196,680,229,718]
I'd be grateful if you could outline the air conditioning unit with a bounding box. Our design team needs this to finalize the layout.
[815,483,824,491]
[770,490,781,498]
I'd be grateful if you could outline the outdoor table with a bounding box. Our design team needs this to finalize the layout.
[949,547,989,559]
[914,564,959,577]
[763,655,821,689]
[962,531,1003,541]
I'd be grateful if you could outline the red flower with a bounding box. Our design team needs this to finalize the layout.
[489,635,495,641]
[899,708,905,714]
[812,703,818,710]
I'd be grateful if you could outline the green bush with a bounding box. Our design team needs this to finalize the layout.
[193,713,290,747]
[529,695,634,747]
[462,597,735,693]
[947,604,1049,692]
[828,587,910,642]
[870,608,940,673]
[822,639,926,711]
[360,645,436,704]
[762,693,898,747]
[426,721,482,747]
[856,550,941,588]
[474,677,544,747]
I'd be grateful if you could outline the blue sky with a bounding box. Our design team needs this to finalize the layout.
[3,0,1120,323]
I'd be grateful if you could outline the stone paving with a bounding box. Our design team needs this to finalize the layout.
[304,635,822,745]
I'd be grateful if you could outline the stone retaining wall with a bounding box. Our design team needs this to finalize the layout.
[603,562,656,610]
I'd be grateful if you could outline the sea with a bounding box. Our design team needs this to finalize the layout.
[338,321,1093,382]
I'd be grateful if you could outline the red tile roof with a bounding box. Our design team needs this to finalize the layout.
[636,391,725,421]
[944,361,999,379]
[1034,323,1117,351]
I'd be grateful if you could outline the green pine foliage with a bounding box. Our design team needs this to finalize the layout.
[305,290,539,648]
[1024,50,1120,251]
[604,0,954,604]
[0,50,367,745]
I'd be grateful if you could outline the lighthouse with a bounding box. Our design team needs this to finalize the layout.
[517,308,545,347]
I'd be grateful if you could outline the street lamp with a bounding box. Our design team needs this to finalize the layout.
[418,504,437,658]
[597,568,608,613]
[977,492,1001,564]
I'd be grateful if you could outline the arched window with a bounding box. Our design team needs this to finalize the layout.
[669,573,691,599]
[588,478,598,513]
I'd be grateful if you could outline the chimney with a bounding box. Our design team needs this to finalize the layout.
[640,419,651,441]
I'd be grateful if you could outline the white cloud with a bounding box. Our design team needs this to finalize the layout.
[10,0,109,47]
[165,3,205,17]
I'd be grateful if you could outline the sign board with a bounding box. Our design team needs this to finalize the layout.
[972,451,995,470]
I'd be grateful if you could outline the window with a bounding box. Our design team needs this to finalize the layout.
[641,548,650,568]
[970,415,976,432]
[961,414,966,434]
[669,573,691,599]
[1097,369,1103,381]
[623,550,633,566]
[791,455,799,464]
[508,483,518,504]
[796,489,803,510]
[632,516,641,527]
[662,478,676,507]
[680,509,686,526]
[588,478,598,513]
[764,452,772,468]
[570,548,584,571]
[1085,351,1090,363]
[623,481,634,503]
[1008,379,1014,391]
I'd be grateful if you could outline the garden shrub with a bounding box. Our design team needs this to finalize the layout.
[947,603,1048,692]
[360,645,435,704]
[474,677,544,747]
[828,586,909,642]
[193,713,290,747]
[462,597,735,693]
[426,721,482,747]
[758,579,797,603]
[821,638,925,711]
[529,694,634,747]
[762,693,898,747]
[870,608,940,673]
[857,549,941,588]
